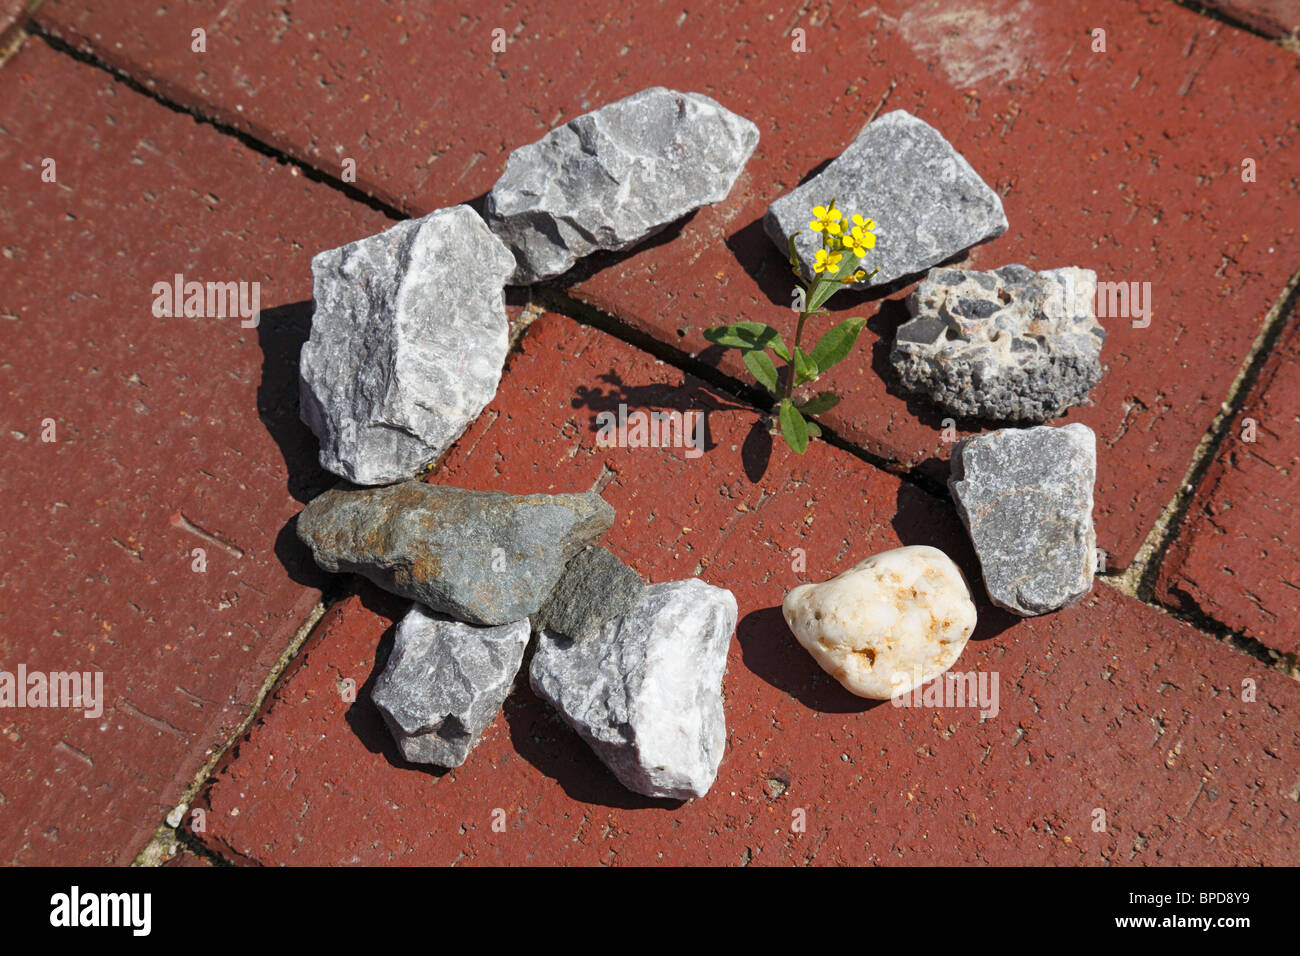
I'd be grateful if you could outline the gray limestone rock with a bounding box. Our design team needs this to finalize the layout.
[531,546,646,642]
[891,264,1105,422]
[949,423,1097,616]
[764,110,1007,288]
[296,481,615,625]
[530,579,737,800]
[485,87,759,283]
[372,604,530,768]
[299,205,516,485]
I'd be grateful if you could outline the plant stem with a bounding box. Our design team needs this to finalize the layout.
[783,307,811,404]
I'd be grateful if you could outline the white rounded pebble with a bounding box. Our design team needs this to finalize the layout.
[782,545,977,699]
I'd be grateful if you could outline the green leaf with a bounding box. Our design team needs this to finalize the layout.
[786,232,801,271]
[805,419,822,438]
[793,346,817,384]
[703,322,790,361]
[806,274,843,314]
[743,349,779,395]
[779,400,810,455]
[809,316,867,373]
[795,391,840,416]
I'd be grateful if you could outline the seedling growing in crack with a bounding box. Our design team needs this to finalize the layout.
[704,199,878,453]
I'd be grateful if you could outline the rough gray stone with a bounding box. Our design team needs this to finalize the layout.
[296,481,615,625]
[371,604,530,768]
[764,110,1007,288]
[949,423,1097,616]
[485,87,759,284]
[530,579,737,800]
[531,546,646,642]
[891,265,1105,422]
[299,205,516,485]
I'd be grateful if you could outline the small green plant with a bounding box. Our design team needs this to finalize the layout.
[705,199,879,454]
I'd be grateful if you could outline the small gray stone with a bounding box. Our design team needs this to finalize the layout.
[764,110,1007,288]
[530,579,737,800]
[891,265,1105,422]
[949,424,1097,616]
[297,481,615,625]
[485,87,759,283]
[299,205,516,485]
[531,546,646,642]
[371,604,530,768]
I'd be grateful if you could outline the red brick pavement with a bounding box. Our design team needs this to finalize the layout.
[1156,300,1300,656]
[0,39,394,864]
[191,313,1300,865]
[33,0,1300,569]
[2,0,1296,866]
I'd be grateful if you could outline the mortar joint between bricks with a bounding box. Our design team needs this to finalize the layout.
[28,24,409,222]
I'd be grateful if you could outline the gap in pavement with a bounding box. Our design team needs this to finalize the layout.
[131,593,342,866]
[26,26,408,223]
[1105,266,1300,679]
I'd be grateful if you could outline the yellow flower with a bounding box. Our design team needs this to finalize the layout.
[808,204,844,236]
[848,214,876,251]
[813,249,842,274]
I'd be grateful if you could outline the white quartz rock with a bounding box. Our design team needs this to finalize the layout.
[782,545,977,700]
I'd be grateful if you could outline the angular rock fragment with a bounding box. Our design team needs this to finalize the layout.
[949,423,1097,616]
[783,546,977,700]
[764,110,1007,288]
[297,481,614,625]
[530,579,737,800]
[531,546,646,642]
[890,265,1105,422]
[372,604,530,768]
[485,87,759,283]
[299,205,516,485]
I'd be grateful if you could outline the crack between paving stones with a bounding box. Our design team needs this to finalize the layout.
[531,285,950,499]
[1103,263,1300,681]
[130,590,347,866]
[28,25,408,223]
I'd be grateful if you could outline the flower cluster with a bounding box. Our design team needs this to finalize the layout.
[809,203,875,281]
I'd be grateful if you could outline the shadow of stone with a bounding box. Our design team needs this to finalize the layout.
[255,301,336,506]
[502,673,687,811]
[736,605,885,714]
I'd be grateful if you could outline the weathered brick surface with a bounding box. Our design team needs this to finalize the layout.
[0,40,395,864]
[1156,303,1300,655]
[34,1,1300,569]
[192,313,1300,866]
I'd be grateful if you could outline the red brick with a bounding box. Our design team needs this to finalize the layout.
[1201,0,1300,38]
[1156,303,1300,655]
[0,40,394,864]
[35,1,1300,570]
[194,313,1300,865]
